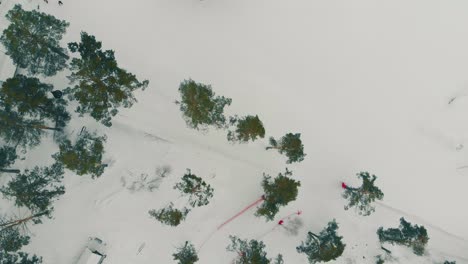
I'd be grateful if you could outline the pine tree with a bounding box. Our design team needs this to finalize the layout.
[173,241,199,264]
[256,168,300,221]
[174,169,214,208]
[0,4,69,76]
[227,115,265,143]
[377,217,429,256]
[296,220,346,263]
[0,163,65,213]
[149,203,189,227]
[0,146,19,174]
[66,32,148,127]
[0,251,42,264]
[227,236,282,264]
[0,108,60,149]
[342,172,384,216]
[176,79,232,130]
[0,75,70,130]
[54,130,106,178]
[273,255,284,264]
[0,226,30,253]
[267,133,305,164]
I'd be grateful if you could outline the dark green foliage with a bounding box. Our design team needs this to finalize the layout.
[0,251,42,264]
[66,32,148,127]
[0,75,70,130]
[0,146,17,170]
[174,169,214,208]
[227,115,265,143]
[173,241,199,264]
[296,220,346,263]
[342,172,384,216]
[54,130,106,178]
[267,133,305,164]
[375,255,385,264]
[256,169,300,221]
[443,261,456,264]
[177,79,232,130]
[227,236,282,264]
[273,255,284,264]
[149,203,189,227]
[377,217,429,256]
[0,163,64,213]
[0,225,30,252]
[0,4,69,76]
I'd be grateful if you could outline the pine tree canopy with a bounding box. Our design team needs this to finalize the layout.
[256,169,300,221]
[0,224,30,252]
[0,251,42,264]
[377,217,429,256]
[54,130,106,178]
[0,108,46,149]
[173,241,199,264]
[174,169,214,208]
[66,32,149,127]
[149,203,189,227]
[227,115,265,143]
[227,236,282,264]
[0,146,17,169]
[342,172,383,216]
[177,79,232,130]
[296,220,346,263]
[267,133,305,163]
[0,75,70,130]
[0,163,65,214]
[0,4,69,76]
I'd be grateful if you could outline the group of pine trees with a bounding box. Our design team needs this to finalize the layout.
[0,4,147,262]
[177,79,306,163]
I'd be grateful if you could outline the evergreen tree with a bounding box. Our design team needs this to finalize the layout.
[227,115,265,143]
[0,226,30,252]
[0,251,42,264]
[443,261,456,264]
[66,32,148,127]
[0,75,70,130]
[375,255,385,264]
[0,108,59,149]
[174,169,214,208]
[296,220,346,263]
[176,79,232,130]
[227,236,282,264]
[267,133,305,164]
[273,255,284,264]
[149,203,189,227]
[0,146,19,174]
[53,130,106,178]
[256,169,300,221]
[0,163,65,214]
[173,241,198,264]
[0,4,69,76]
[377,217,429,256]
[342,172,384,216]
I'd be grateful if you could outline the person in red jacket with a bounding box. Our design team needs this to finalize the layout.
[341,182,348,189]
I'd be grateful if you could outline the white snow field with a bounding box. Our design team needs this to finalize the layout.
[1,0,468,263]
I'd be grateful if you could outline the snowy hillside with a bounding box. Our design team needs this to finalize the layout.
[1,0,468,263]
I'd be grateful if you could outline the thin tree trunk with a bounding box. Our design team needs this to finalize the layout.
[0,210,49,231]
[381,246,392,254]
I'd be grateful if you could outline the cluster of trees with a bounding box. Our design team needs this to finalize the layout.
[177,79,306,163]
[149,169,214,227]
[0,4,147,262]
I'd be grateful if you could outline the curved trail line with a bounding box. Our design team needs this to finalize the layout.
[198,196,264,251]
[256,210,302,240]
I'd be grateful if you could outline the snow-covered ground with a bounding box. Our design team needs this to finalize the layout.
[1,0,468,263]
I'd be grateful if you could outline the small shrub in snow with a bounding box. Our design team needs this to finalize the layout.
[296,220,346,263]
[149,203,189,227]
[174,169,214,208]
[266,133,306,164]
[377,217,429,256]
[173,241,198,264]
[227,235,283,264]
[342,172,384,216]
[176,79,232,130]
[256,168,300,221]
